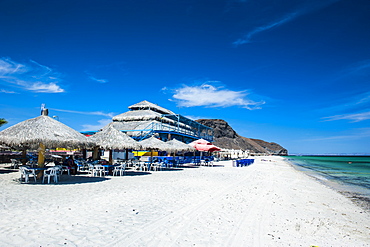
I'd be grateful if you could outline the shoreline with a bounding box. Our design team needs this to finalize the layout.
[1,157,369,246]
[285,157,370,212]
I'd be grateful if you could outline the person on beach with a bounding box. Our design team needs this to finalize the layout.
[63,156,77,175]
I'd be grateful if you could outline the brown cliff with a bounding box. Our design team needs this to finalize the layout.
[196,119,288,155]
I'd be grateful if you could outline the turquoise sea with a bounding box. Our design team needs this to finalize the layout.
[285,156,370,210]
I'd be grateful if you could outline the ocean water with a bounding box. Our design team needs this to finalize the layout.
[285,156,370,209]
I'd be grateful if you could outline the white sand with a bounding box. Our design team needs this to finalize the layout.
[0,156,369,246]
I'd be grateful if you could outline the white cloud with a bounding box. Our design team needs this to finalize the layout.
[88,75,108,83]
[0,58,28,75]
[171,84,264,109]
[85,70,109,83]
[28,82,64,93]
[81,119,112,131]
[0,89,17,94]
[49,108,115,118]
[323,111,370,122]
[0,57,65,93]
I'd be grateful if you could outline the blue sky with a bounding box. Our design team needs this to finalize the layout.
[1,0,369,154]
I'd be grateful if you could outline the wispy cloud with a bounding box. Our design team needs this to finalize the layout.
[233,0,340,46]
[49,108,115,118]
[318,91,370,116]
[342,59,370,78]
[81,119,112,131]
[233,11,299,45]
[88,75,109,83]
[0,89,17,94]
[169,83,264,110]
[85,71,109,83]
[323,111,370,123]
[0,57,65,93]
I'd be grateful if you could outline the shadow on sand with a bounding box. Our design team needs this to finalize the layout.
[17,175,110,185]
[123,170,152,176]
[0,168,18,174]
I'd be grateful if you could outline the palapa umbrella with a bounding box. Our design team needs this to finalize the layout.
[89,125,141,164]
[166,139,196,164]
[166,139,195,152]
[0,109,94,168]
[139,136,172,164]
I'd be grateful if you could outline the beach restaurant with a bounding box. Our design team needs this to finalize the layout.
[83,100,216,160]
[0,101,223,183]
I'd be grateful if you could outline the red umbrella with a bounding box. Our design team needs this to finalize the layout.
[189,139,221,152]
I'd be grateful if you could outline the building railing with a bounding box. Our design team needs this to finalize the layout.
[125,121,213,141]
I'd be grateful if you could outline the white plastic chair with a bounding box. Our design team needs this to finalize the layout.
[93,165,105,177]
[19,167,37,183]
[87,164,95,176]
[53,165,62,181]
[11,159,21,169]
[43,167,59,184]
[151,163,161,171]
[113,164,126,176]
[61,165,70,175]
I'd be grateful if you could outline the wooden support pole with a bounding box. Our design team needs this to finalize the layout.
[38,143,45,167]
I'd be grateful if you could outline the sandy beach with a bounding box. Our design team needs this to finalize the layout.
[0,156,369,246]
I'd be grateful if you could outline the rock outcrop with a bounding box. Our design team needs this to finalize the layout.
[196,119,288,155]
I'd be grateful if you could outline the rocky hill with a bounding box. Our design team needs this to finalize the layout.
[196,119,288,155]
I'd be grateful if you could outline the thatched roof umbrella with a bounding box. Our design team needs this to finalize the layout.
[140,136,172,164]
[128,100,175,114]
[0,109,94,168]
[166,139,196,165]
[89,125,142,164]
[166,139,195,152]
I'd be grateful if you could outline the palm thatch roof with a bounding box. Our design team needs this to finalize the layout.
[128,100,174,115]
[166,139,196,152]
[139,136,173,151]
[105,120,155,134]
[89,125,141,150]
[0,114,94,150]
[113,110,165,122]
[112,109,190,128]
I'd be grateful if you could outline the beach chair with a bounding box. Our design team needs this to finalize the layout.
[10,159,21,169]
[43,167,59,184]
[19,167,37,183]
[61,165,70,175]
[54,165,63,181]
[92,165,105,177]
[87,163,95,176]
[157,162,167,171]
[134,161,144,171]
[151,162,160,171]
[26,160,37,168]
[193,158,201,166]
[113,164,126,176]
[143,163,151,172]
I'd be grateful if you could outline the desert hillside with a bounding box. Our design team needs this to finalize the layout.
[196,119,288,155]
